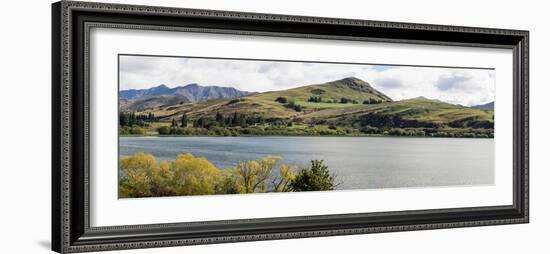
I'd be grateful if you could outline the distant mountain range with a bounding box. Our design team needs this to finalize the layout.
[119,84,251,111]
[472,101,494,110]
[124,77,492,131]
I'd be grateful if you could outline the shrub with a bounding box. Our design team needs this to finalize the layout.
[291,160,336,191]
[119,153,314,197]
[129,127,146,135]
[340,97,349,104]
[120,126,146,135]
[157,126,171,135]
[275,96,288,103]
[363,98,382,104]
[227,98,245,105]
[360,125,380,134]
[170,153,221,196]
[119,152,162,198]
[284,101,302,112]
[119,126,131,135]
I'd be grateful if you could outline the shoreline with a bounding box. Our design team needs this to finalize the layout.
[119,134,495,139]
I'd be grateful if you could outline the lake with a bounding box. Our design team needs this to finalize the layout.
[119,136,494,190]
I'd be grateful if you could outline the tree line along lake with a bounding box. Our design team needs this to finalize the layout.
[119,136,494,190]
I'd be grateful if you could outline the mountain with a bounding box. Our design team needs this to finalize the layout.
[139,77,393,120]
[170,84,252,102]
[119,84,251,111]
[120,95,190,111]
[119,84,173,100]
[472,101,494,110]
[253,77,392,103]
[122,78,493,127]
[123,77,493,137]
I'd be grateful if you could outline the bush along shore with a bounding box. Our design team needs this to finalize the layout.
[119,152,338,198]
[119,112,494,138]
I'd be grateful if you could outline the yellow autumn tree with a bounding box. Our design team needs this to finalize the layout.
[119,152,159,198]
[217,168,244,194]
[272,164,298,192]
[170,153,222,196]
[233,155,282,193]
[149,160,176,196]
[119,153,306,197]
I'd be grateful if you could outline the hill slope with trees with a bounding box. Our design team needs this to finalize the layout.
[119,77,494,138]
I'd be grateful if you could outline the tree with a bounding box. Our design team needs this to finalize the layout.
[234,156,282,193]
[170,153,221,195]
[147,112,154,121]
[119,112,129,126]
[157,126,170,135]
[272,164,297,192]
[308,96,322,103]
[340,97,349,104]
[215,112,224,125]
[225,114,234,126]
[171,118,177,127]
[237,114,246,127]
[119,152,161,198]
[275,96,287,103]
[232,112,239,127]
[291,160,336,191]
[180,114,188,128]
[285,101,302,112]
[196,117,207,128]
[118,153,305,197]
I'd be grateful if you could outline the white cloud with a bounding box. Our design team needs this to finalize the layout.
[119,55,495,106]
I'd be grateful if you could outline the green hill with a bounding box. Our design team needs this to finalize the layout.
[253,77,391,106]
[141,77,392,120]
[300,97,494,129]
[125,77,494,138]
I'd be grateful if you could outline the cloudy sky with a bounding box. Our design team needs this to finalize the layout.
[119,55,495,106]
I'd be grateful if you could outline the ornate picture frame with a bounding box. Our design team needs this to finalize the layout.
[52,1,529,253]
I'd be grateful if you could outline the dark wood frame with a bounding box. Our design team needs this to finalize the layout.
[52,1,529,253]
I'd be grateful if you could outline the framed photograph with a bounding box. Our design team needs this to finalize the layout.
[52,1,529,253]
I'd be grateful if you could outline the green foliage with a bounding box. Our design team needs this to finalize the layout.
[119,126,147,135]
[126,87,493,139]
[275,96,288,103]
[285,100,302,112]
[215,112,225,126]
[119,111,156,127]
[180,114,188,127]
[157,126,170,135]
[291,160,336,192]
[363,98,382,104]
[340,97,349,104]
[308,96,323,103]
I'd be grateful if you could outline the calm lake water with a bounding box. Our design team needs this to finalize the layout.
[119,136,494,190]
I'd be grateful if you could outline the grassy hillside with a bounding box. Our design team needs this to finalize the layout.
[122,77,494,138]
[138,77,392,120]
[302,97,493,127]
[252,77,391,104]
